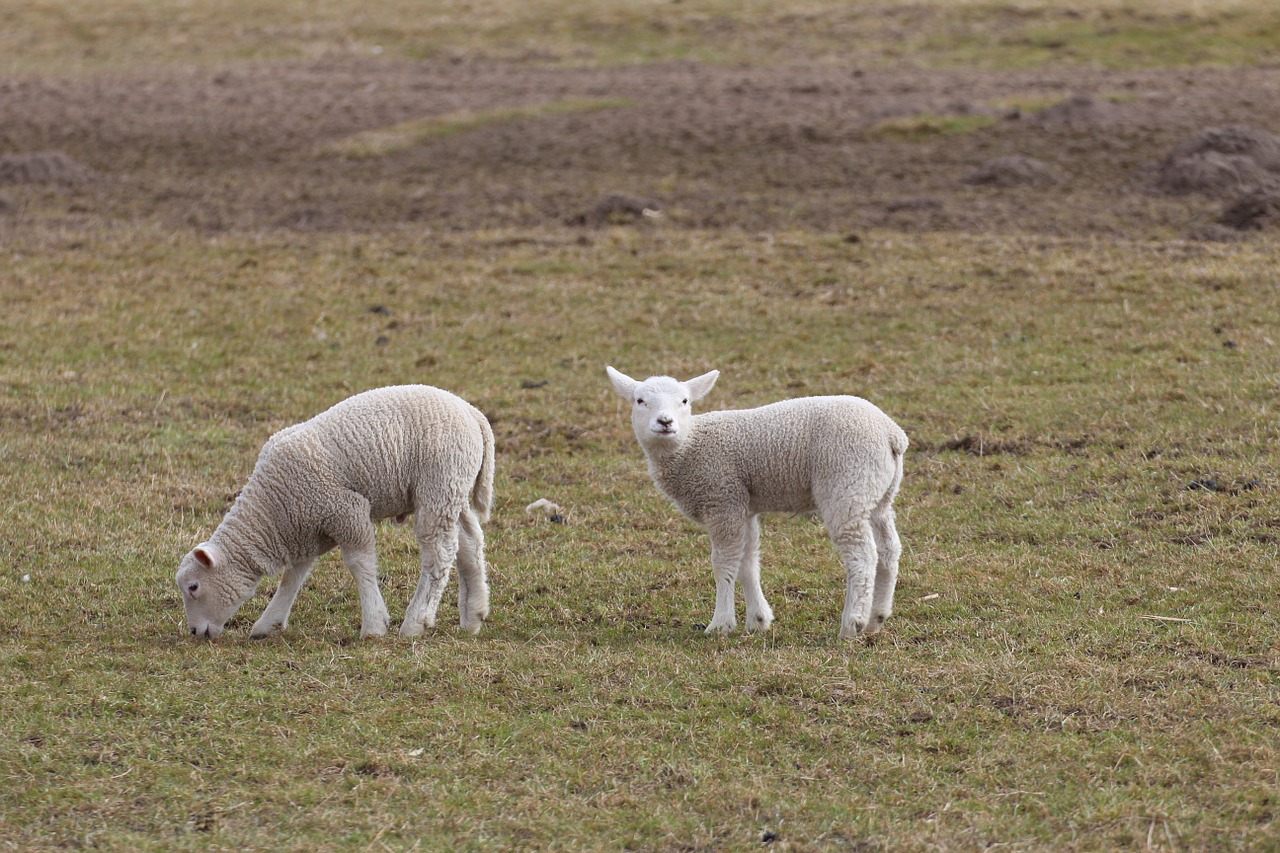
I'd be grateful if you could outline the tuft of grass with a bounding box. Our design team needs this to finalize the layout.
[318,97,632,159]
[865,90,1143,141]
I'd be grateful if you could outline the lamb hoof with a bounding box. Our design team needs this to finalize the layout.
[704,620,737,636]
[862,613,889,636]
[459,607,486,634]
[745,612,774,633]
[361,615,392,639]
[399,621,425,638]
[839,620,866,641]
[249,622,283,639]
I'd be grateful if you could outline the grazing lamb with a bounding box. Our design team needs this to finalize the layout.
[175,385,494,640]
[607,366,907,639]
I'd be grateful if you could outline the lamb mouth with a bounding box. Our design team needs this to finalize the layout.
[651,427,678,437]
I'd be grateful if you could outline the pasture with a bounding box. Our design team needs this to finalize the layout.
[2,2,1278,850]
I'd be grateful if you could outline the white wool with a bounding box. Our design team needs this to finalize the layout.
[607,366,907,639]
[175,384,494,640]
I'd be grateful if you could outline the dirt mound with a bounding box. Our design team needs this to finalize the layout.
[0,151,91,185]
[1218,187,1280,230]
[567,193,661,226]
[1157,151,1271,197]
[1030,94,1124,127]
[963,156,1063,188]
[1188,223,1248,243]
[1169,126,1280,170]
[1156,126,1280,196]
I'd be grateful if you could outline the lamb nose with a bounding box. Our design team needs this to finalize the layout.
[657,416,673,426]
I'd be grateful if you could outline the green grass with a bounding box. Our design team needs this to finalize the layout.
[4,1,1280,848]
[866,90,1150,141]
[3,0,1280,74]
[319,97,633,159]
[1,225,1278,849]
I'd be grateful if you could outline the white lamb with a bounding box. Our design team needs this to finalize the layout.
[175,384,494,640]
[607,366,907,639]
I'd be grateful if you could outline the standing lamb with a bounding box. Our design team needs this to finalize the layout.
[175,384,494,640]
[607,366,907,639]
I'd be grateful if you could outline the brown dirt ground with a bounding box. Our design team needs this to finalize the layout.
[2,58,1280,238]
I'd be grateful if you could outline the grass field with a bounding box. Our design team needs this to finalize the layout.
[6,0,1280,73]
[2,3,1280,851]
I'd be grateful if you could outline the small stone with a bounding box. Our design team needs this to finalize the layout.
[1186,478,1221,492]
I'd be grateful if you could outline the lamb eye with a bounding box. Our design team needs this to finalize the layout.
[682,399,689,405]
[636,398,645,405]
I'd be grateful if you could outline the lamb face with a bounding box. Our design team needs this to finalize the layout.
[633,376,692,448]
[607,366,719,452]
[175,543,259,639]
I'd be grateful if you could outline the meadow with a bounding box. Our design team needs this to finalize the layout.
[2,2,1279,850]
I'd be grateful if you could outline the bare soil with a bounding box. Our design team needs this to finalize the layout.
[3,58,1280,238]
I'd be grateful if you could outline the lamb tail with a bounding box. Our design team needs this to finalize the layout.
[890,423,909,458]
[470,408,495,524]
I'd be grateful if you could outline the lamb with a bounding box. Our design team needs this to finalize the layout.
[175,384,494,640]
[607,367,907,639]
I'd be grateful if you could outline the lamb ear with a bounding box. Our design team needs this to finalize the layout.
[193,542,222,569]
[684,370,720,402]
[606,365,638,400]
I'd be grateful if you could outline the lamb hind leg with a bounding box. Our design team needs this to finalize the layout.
[829,518,878,640]
[866,503,901,636]
[454,509,490,635]
[250,558,315,638]
[740,515,774,633]
[401,513,460,637]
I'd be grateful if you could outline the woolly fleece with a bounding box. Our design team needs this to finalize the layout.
[176,384,494,640]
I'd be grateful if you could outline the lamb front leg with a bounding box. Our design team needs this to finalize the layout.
[330,496,390,639]
[704,519,747,635]
[341,539,391,639]
[739,515,773,633]
[251,558,314,638]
